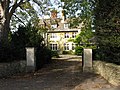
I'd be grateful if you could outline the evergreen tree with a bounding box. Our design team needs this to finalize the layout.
[94,0,120,64]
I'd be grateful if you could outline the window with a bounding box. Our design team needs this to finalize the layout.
[64,43,69,50]
[50,44,58,50]
[64,23,69,29]
[51,24,57,29]
[50,33,57,38]
[72,32,77,38]
[64,33,69,38]
[72,43,76,50]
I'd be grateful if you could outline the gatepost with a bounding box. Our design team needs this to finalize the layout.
[83,48,93,72]
[26,47,36,72]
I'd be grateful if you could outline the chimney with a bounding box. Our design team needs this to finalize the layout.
[51,10,57,19]
[61,10,66,23]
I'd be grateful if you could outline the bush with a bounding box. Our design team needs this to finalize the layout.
[0,42,26,62]
[36,46,52,69]
[51,51,59,58]
[93,47,120,65]
[0,23,52,67]
[62,50,73,54]
[93,48,100,60]
[75,46,83,56]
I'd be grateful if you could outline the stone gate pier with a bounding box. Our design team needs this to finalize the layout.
[83,48,93,72]
[26,47,36,72]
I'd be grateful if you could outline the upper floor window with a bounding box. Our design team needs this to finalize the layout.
[72,32,77,38]
[64,23,69,29]
[64,33,69,38]
[50,33,57,38]
[51,24,57,29]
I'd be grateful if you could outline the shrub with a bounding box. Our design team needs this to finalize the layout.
[62,50,73,54]
[75,46,83,56]
[0,23,52,67]
[0,42,26,62]
[51,51,59,58]
[36,46,52,69]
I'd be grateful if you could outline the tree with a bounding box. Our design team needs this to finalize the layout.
[0,0,25,43]
[0,0,52,44]
[10,1,37,30]
[61,0,95,45]
[94,0,120,64]
[61,0,94,26]
[75,25,94,46]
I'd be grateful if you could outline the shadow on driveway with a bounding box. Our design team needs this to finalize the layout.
[0,55,118,90]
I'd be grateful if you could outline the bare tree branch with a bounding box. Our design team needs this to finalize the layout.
[9,0,27,20]
[13,13,26,26]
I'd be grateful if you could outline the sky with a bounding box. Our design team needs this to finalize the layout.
[31,0,63,19]
[11,0,63,31]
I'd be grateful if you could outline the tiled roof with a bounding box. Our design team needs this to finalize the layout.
[39,17,81,31]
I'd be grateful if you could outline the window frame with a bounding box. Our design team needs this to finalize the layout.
[50,44,58,51]
[64,33,69,38]
[50,33,57,38]
[64,43,69,50]
[72,32,77,38]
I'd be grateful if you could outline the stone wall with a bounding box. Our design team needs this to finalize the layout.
[93,61,120,86]
[0,60,26,78]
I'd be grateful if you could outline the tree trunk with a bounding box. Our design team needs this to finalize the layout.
[0,1,10,44]
[1,19,10,43]
[0,0,25,44]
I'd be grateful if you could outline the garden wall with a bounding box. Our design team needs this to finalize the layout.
[93,61,120,86]
[0,60,26,78]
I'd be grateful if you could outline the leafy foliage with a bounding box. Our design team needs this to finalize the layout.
[62,0,95,42]
[75,46,83,56]
[75,25,94,46]
[94,0,120,64]
[61,0,94,27]
[36,46,52,69]
[11,23,43,47]
[0,0,52,43]
[61,0,96,55]
[51,51,59,58]
[62,50,74,54]
[0,23,52,66]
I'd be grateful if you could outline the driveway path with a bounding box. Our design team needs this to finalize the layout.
[0,55,119,90]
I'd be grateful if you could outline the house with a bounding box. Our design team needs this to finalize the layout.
[39,9,81,54]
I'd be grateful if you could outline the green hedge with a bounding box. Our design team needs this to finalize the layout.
[75,46,83,56]
[62,50,73,54]
[51,51,59,58]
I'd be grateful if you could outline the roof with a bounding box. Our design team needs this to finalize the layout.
[39,16,82,32]
[48,29,79,33]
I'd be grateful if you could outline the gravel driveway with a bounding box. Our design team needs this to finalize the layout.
[0,55,119,90]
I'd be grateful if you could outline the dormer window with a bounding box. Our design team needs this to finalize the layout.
[51,24,57,29]
[64,23,69,29]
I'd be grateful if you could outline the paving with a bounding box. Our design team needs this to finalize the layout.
[0,55,119,90]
